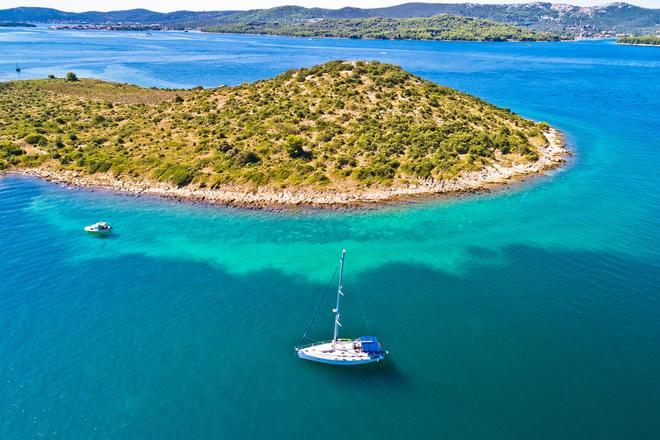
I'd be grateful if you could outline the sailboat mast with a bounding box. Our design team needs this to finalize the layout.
[332,249,346,343]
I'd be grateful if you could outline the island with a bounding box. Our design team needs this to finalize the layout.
[617,35,660,46]
[0,61,568,208]
[202,14,560,42]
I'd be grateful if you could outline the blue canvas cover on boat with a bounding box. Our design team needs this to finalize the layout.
[360,336,382,354]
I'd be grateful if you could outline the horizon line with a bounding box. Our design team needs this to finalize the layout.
[2,1,657,15]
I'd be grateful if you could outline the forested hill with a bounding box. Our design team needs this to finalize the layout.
[203,14,559,42]
[1,2,658,36]
[370,2,660,36]
[0,61,550,189]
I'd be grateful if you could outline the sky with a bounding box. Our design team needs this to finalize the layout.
[3,0,659,12]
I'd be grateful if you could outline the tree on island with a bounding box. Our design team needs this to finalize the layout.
[285,135,312,160]
[65,72,78,82]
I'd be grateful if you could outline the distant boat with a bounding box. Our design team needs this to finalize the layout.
[295,250,386,365]
[145,32,152,37]
[84,221,112,235]
[15,64,21,73]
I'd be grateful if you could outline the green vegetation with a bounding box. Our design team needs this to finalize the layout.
[0,141,24,170]
[617,35,660,45]
[6,3,660,37]
[65,72,79,82]
[204,14,559,42]
[0,61,550,188]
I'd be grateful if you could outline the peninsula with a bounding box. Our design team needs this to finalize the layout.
[0,61,568,208]
[617,35,660,45]
[202,14,560,42]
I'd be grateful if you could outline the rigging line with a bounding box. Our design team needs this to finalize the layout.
[298,264,339,345]
[352,275,371,335]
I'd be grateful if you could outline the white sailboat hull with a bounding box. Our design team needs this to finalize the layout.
[296,340,384,365]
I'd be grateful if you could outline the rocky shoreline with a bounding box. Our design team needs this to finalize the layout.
[7,129,570,210]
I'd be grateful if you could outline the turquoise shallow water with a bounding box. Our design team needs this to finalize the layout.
[2,27,660,438]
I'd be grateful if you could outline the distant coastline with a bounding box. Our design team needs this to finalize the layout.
[46,16,558,43]
[617,43,660,46]
[53,24,165,32]
[48,25,562,43]
[1,3,658,39]
[201,15,560,42]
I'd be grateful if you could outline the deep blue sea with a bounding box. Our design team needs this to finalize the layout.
[1,26,660,439]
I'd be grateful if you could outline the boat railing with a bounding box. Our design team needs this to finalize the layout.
[295,338,353,350]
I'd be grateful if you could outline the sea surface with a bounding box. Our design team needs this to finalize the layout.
[1,26,660,439]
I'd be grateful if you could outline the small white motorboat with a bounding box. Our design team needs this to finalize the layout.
[84,221,112,234]
[295,250,386,366]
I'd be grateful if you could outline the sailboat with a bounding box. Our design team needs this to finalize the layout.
[15,64,21,73]
[295,250,386,365]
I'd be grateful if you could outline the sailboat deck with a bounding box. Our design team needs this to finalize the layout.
[297,340,382,365]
